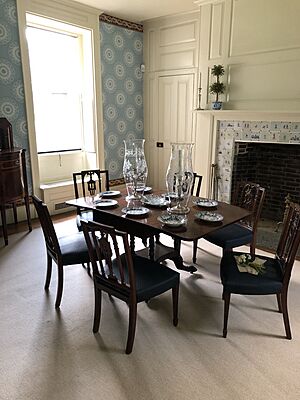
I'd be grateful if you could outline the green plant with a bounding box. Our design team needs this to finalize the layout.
[209,64,226,102]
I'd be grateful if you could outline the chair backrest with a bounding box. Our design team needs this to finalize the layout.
[32,195,61,261]
[276,202,300,285]
[191,173,203,197]
[73,169,109,198]
[233,182,265,231]
[81,220,136,299]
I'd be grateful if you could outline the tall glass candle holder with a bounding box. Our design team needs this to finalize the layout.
[123,139,148,201]
[166,142,194,214]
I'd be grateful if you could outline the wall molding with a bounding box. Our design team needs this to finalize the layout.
[99,13,143,32]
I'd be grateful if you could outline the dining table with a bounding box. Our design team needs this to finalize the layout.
[66,189,251,273]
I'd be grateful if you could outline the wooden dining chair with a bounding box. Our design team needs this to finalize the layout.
[81,219,180,354]
[191,172,203,197]
[73,169,110,230]
[220,202,300,339]
[203,182,265,258]
[32,195,90,308]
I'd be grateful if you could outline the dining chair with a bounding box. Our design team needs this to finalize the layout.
[220,202,300,339]
[191,172,203,197]
[203,182,265,259]
[32,195,90,308]
[73,169,110,231]
[81,219,180,354]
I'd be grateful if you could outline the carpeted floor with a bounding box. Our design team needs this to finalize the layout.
[1,216,300,400]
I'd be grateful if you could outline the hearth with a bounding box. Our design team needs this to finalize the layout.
[231,142,300,221]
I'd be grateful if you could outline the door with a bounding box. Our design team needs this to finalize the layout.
[147,72,195,190]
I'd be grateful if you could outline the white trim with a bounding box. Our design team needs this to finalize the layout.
[16,0,104,196]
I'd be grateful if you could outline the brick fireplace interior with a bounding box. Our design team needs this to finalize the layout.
[231,142,300,222]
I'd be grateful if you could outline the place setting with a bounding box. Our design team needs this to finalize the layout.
[142,194,170,208]
[121,206,150,218]
[157,212,187,231]
[194,211,223,224]
[193,197,218,208]
[92,193,119,208]
[100,190,121,197]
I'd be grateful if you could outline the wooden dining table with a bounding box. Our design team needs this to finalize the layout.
[66,189,251,273]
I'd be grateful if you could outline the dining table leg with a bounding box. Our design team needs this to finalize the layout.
[174,238,197,273]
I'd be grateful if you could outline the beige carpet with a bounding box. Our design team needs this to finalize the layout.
[1,217,300,400]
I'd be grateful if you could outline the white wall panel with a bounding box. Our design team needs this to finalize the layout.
[209,1,224,60]
[160,22,197,46]
[228,60,300,102]
[230,0,300,57]
[160,49,196,70]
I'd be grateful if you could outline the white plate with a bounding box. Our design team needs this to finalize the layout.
[195,211,223,222]
[101,190,121,197]
[94,199,118,207]
[122,207,149,216]
[136,186,152,193]
[143,195,169,207]
[157,214,186,227]
[193,198,218,208]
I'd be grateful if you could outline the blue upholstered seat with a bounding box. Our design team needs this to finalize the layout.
[59,232,90,265]
[220,251,283,295]
[203,183,265,257]
[205,223,253,250]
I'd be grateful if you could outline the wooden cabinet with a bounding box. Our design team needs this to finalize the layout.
[0,148,32,245]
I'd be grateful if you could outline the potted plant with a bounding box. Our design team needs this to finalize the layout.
[209,64,225,110]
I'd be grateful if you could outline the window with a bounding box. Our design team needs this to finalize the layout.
[22,12,100,184]
[26,25,83,153]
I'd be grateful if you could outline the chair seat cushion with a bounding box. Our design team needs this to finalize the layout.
[96,254,179,302]
[205,223,253,249]
[220,251,283,295]
[59,232,90,265]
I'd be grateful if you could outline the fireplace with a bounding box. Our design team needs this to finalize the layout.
[231,142,300,221]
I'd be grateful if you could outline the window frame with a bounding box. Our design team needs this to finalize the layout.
[16,0,104,191]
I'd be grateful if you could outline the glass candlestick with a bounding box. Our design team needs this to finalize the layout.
[166,142,194,214]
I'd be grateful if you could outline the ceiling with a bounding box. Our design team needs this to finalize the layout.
[72,0,199,23]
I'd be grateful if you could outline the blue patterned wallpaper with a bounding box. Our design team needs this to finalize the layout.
[100,21,144,180]
[0,0,32,191]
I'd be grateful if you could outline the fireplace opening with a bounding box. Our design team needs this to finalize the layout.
[230,142,300,256]
[231,142,300,221]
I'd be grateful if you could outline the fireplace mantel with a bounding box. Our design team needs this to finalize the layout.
[193,109,300,197]
[194,109,300,121]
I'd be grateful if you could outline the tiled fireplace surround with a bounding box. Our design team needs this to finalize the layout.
[214,114,300,222]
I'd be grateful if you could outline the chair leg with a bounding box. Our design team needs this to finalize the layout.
[281,290,292,340]
[12,203,18,224]
[172,285,179,327]
[93,287,102,333]
[55,265,64,308]
[276,293,282,313]
[223,291,231,338]
[250,242,256,257]
[126,301,137,354]
[192,239,198,263]
[44,254,52,290]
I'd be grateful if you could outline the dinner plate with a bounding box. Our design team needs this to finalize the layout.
[157,214,186,227]
[143,194,169,207]
[136,186,152,193]
[193,198,218,208]
[94,199,118,207]
[195,211,223,222]
[122,206,149,216]
[101,190,121,197]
